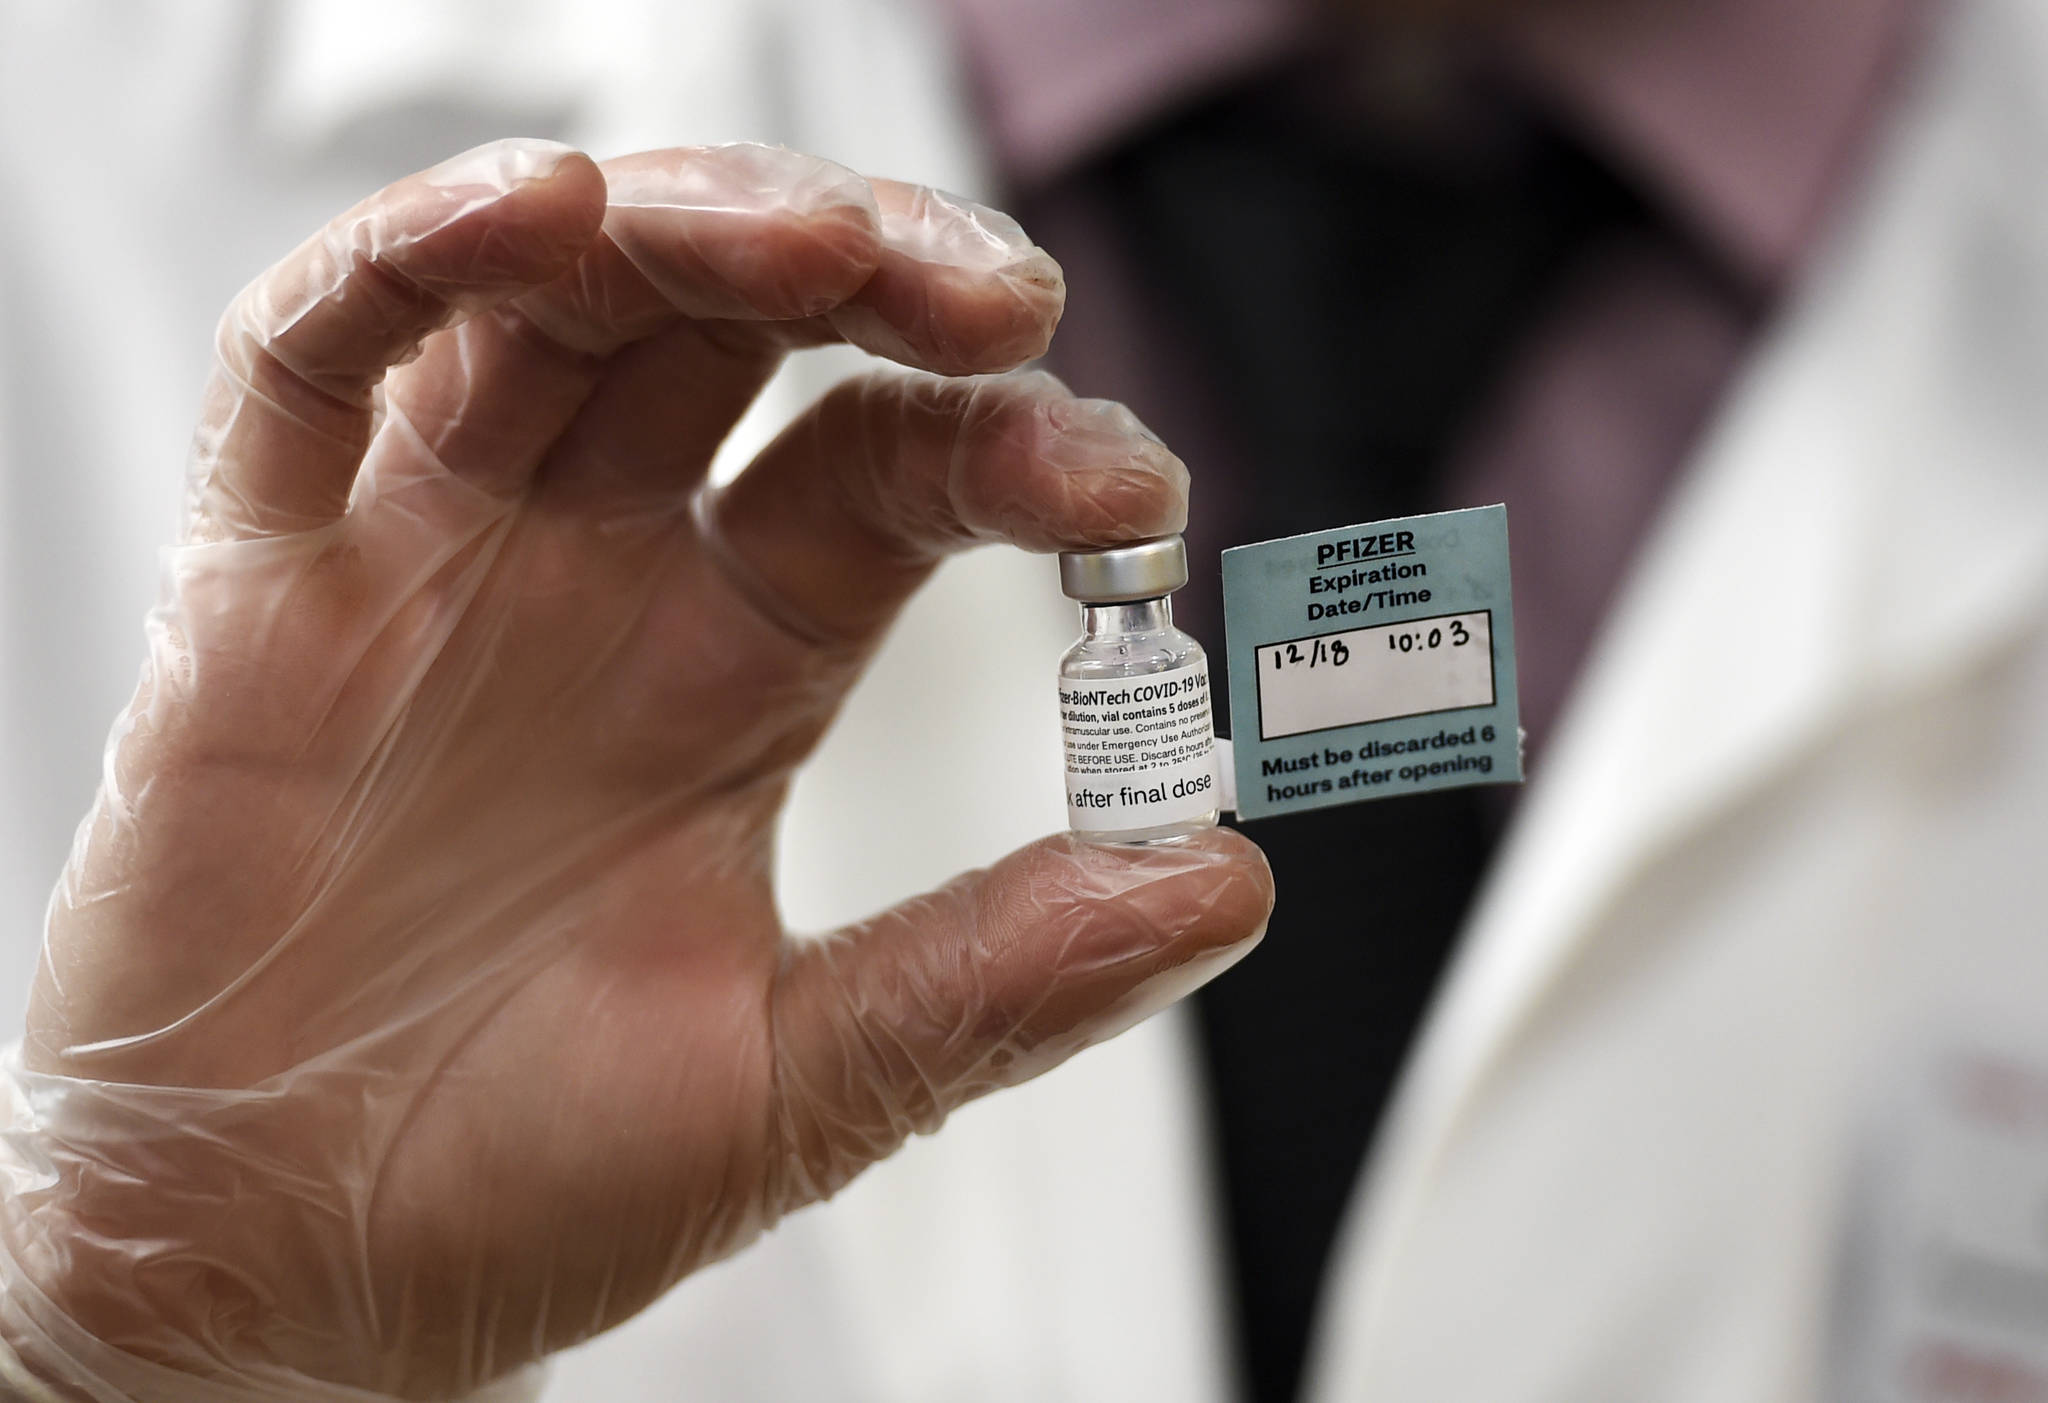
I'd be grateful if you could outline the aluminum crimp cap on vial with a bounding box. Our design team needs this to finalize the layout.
[1058,535,1189,603]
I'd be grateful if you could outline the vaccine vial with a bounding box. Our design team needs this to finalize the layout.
[1057,535,1219,842]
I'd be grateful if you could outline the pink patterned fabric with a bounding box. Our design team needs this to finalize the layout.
[942,0,1922,286]
[939,0,1302,187]
[1504,0,1926,287]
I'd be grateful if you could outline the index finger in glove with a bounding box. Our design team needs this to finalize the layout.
[697,369,1187,646]
[769,827,1274,1207]
[373,143,886,502]
[542,167,1063,373]
[386,148,1064,503]
[819,178,1067,376]
[190,139,606,542]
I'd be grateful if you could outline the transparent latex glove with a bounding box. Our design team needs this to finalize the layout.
[0,141,1273,1402]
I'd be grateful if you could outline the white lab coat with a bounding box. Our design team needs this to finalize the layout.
[4,0,2048,1399]
[1308,0,2048,1392]
[639,0,2048,1397]
[560,0,2048,1396]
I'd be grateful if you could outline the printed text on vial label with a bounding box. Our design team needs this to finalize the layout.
[1061,659,1216,831]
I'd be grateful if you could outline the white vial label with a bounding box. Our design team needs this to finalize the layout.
[1061,659,1216,833]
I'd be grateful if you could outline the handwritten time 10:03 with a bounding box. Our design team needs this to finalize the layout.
[1270,617,1470,671]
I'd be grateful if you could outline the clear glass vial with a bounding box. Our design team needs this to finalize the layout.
[1057,535,1219,843]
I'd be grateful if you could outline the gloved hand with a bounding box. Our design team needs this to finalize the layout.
[0,141,1272,1402]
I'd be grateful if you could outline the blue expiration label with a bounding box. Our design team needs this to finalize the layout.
[1220,504,1522,821]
